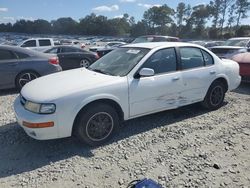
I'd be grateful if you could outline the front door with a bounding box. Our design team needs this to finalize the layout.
[128,48,183,117]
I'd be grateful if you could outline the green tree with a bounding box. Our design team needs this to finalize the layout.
[52,17,78,34]
[235,0,250,30]
[219,0,235,36]
[176,2,186,26]
[143,4,174,34]
[190,4,210,38]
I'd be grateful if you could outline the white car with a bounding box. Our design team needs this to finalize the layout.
[19,38,56,52]
[14,42,241,146]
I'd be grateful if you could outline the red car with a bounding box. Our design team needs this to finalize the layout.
[231,52,250,83]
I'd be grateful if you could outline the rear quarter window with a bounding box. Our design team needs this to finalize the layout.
[201,50,214,66]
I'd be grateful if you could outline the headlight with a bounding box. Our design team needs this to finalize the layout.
[24,101,40,113]
[24,101,56,114]
[40,104,56,114]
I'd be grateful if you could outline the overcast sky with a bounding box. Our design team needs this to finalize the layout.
[0,0,249,25]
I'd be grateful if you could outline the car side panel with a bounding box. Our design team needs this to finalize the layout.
[0,59,20,89]
[18,58,61,77]
[180,66,217,105]
[54,80,129,138]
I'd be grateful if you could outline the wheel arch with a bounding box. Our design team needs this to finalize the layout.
[71,98,124,135]
[212,76,228,92]
[203,76,228,99]
[15,69,41,87]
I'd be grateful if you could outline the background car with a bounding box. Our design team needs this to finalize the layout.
[19,38,56,52]
[231,52,250,83]
[89,41,126,52]
[0,45,62,90]
[59,39,85,49]
[44,45,99,70]
[210,37,250,59]
[131,35,180,43]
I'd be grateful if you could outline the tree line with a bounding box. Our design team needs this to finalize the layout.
[0,0,249,39]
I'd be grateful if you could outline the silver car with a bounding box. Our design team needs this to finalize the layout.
[0,45,62,90]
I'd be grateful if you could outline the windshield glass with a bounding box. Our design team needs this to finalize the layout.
[223,39,249,47]
[88,47,149,76]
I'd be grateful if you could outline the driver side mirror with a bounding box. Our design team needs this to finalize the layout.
[138,68,155,77]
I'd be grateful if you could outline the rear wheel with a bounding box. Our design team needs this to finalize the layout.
[74,103,119,146]
[80,59,91,68]
[202,81,225,110]
[15,71,39,90]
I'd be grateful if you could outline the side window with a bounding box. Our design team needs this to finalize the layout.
[39,39,51,46]
[15,51,29,59]
[180,47,204,70]
[21,40,36,47]
[0,49,16,60]
[46,48,58,54]
[201,50,214,66]
[142,48,177,74]
[61,47,77,53]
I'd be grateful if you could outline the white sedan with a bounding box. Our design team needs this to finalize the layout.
[14,42,241,146]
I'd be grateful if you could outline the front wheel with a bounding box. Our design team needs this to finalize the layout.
[202,81,226,110]
[74,103,119,146]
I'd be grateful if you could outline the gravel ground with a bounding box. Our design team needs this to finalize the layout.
[0,84,249,188]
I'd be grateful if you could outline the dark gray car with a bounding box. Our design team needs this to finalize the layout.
[0,45,62,90]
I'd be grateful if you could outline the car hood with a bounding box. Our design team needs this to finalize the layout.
[210,46,245,49]
[21,68,124,102]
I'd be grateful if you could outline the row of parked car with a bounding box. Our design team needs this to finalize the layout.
[0,34,246,145]
[0,35,249,91]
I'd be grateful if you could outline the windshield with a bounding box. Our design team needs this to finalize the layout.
[223,39,249,47]
[88,47,149,76]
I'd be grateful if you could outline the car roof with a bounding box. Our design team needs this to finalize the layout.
[0,45,52,57]
[228,37,250,40]
[51,45,81,49]
[139,35,179,39]
[23,38,53,40]
[123,42,202,49]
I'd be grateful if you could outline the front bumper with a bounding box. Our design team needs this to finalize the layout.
[14,96,59,140]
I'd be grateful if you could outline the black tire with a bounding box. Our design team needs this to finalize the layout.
[202,81,226,110]
[15,71,39,90]
[74,103,119,146]
[79,59,91,68]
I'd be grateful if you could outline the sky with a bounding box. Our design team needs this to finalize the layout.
[0,0,249,24]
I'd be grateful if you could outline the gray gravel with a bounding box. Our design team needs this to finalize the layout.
[0,84,250,188]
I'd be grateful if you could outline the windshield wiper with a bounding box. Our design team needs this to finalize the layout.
[88,67,114,76]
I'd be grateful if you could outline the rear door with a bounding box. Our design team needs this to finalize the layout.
[59,47,82,70]
[178,47,217,105]
[0,49,19,89]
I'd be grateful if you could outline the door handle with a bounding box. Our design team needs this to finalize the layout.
[172,77,180,81]
[210,71,216,74]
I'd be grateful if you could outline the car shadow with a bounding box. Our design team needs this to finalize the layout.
[232,82,250,95]
[0,103,219,179]
[0,88,19,96]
